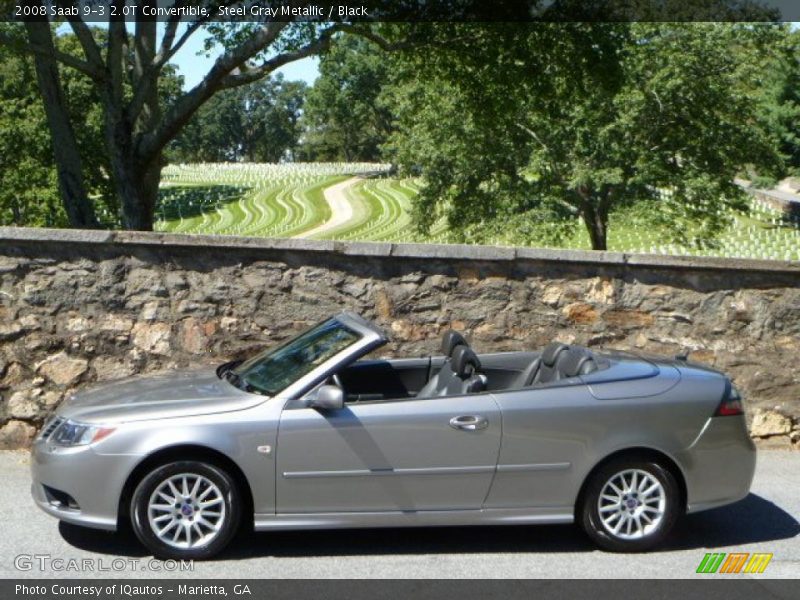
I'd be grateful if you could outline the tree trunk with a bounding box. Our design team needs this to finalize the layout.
[11,200,21,225]
[109,149,162,231]
[115,167,161,231]
[25,20,99,228]
[103,19,163,232]
[104,116,162,230]
[581,202,608,251]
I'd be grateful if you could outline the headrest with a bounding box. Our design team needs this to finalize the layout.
[441,330,468,356]
[559,348,598,378]
[451,345,481,378]
[541,342,569,366]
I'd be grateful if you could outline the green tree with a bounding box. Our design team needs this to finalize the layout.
[300,36,392,162]
[1,6,392,230]
[757,27,800,175]
[389,23,784,250]
[171,74,307,163]
[0,40,62,226]
[0,26,184,227]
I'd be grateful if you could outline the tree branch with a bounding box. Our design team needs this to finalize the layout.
[337,23,481,54]
[137,20,417,164]
[138,20,290,161]
[517,122,549,152]
[154,2,227,69]
[516,121,570,187]
[107,2,129,109]
[157,1,187,59]
[63,4,105,71]
[333,24,416,51]
[218,29,337,89]
[24,15,99,228]
[128,7,224,123]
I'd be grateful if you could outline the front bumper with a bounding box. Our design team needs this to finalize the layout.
[30,439,140,531]
[680,415,757,514]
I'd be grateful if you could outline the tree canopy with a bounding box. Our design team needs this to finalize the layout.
[0,14,798,251]
[299,35,392,162]
[0,28,183,227]
[0,10,395,229]
[387,23,786,250]
[171,74,307,163]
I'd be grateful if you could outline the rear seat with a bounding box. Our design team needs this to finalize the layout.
[514,342,598,388]
[557,347,600,379]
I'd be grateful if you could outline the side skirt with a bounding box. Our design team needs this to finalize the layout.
[254,507,574,531]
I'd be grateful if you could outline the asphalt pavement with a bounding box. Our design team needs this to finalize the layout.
[1,450,797,579]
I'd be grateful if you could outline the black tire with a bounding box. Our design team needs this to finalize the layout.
[130,461,241,560]
[580,457,680,552]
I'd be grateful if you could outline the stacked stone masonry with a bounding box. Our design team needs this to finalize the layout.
[0,227,798,450]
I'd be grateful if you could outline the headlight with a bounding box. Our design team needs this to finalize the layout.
[51,420,115,446]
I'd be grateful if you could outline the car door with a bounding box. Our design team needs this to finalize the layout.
[484,383,599,510]
[276,393,502,513]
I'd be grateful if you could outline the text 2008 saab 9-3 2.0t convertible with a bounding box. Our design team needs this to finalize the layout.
[32,312,755,559]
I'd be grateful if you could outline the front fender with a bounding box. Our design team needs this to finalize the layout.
[93,401,281,515]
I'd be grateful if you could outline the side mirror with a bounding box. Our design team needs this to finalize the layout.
[309,385,344,411]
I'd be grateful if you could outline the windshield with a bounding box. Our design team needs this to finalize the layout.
[231,318,359,396]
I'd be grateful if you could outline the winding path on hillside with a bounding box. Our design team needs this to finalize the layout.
[296,176,362,239]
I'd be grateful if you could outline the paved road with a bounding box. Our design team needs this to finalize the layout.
[296,176,361,239]
[2,450,797,579]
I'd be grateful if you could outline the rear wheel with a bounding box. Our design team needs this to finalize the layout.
[580,458,680,552]
[130,461,241,560]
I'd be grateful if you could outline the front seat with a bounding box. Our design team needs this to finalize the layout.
[441,330,468,357]
[437,346,487,396]
[416,330,470,398]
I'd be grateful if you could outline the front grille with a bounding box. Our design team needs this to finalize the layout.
[38,416,64,441]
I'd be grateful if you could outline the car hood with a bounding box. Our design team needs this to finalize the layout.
[57,368,268,424]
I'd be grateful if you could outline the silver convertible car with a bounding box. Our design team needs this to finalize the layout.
[32,312,755,559]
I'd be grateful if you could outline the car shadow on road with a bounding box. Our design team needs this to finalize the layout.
[59,493,799,559]
[666,493,800,551]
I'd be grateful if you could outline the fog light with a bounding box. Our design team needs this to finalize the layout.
[42,485,80,510]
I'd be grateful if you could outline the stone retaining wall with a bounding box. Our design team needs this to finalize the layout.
[0,227,798,449]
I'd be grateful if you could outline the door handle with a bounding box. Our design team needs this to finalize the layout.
[449,415,489,431]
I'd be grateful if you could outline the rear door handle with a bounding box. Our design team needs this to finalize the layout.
[449,415,489,431]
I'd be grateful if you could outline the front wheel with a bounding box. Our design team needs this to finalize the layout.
[580,458,680,552]
[130,461,241,560]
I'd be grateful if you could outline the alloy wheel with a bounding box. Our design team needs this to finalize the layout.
[147,473,226,549]
[596,468,666,540]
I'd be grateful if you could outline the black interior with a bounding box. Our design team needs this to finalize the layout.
[337,331,603,403]
[338,357,432,401]
[414,345,487,398]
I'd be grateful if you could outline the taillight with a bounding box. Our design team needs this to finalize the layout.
[715,382,744,416]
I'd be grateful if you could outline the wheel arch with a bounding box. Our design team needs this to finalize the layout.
[117,444,255,530]
[574,446,688,519]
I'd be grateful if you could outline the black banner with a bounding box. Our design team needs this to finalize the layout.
[2,0,799,23]
[3,580,800,600]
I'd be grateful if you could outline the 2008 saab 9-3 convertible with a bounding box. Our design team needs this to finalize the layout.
[32,311,755,559]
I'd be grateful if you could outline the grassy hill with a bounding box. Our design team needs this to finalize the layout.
[155,163,800,261]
